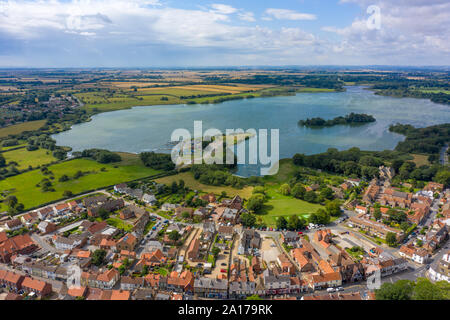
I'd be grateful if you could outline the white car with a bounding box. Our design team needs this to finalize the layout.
[327,288,335,293]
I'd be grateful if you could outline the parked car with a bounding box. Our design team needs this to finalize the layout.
[327,288,335,293]
[337,287,344,291]
[220,269,226,273]
[221,263,227,266]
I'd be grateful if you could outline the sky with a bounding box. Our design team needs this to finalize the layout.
[0,0,449,67]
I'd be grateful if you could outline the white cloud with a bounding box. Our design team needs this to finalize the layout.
[238,11,256,22]
[210,3,237,15]
[264,8,316,21]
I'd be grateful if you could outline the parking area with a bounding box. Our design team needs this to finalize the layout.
[261,236,281,265]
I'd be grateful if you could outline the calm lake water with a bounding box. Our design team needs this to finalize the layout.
[53,86,450,177]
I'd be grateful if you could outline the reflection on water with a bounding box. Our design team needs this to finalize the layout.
[53,86,450,177]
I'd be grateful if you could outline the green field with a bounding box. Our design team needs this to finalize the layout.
[297,87,336,93]
[0,120,47,138]
[155,171,254,199]
[257,184,323,227]
[0,157,161,211]
[3,147,57,170]
[106,216,133,232]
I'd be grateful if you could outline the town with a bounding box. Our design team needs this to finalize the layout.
[0,163,448,301]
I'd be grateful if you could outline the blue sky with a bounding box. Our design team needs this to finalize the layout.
[0,0,449,67]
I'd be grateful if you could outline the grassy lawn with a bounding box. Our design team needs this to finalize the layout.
[411,154,430,167]
[0,157,161,211]
[3,147,57,170]
[297,87,336,93]
[0,120,47,138]
[155,171,254,199]
[106,216,133,232]
[257,184,323,227]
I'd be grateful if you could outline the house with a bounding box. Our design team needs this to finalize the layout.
[37,221,57,234]
[423,182,444,193]
[88,198,125,217]
[21,277,52,297]
[429,250,449,283]
[201,193,216,203]
[175,207,194,218]
[217,225,234,240]
[119,204,145,221]
[202,221,216,241]
[219,208,239,224]
[116,233,138,252]
[81,269,120,289]
[314,229,332,248]
[412,248,430,264]
[121,276,145,291]
[133,211,150,236]
[0,234,38,263]
[306,271,342,290]
[53,233,88,251]
[83,195,108,208]
[125,188,144,200]
[186,238,201,261]
[135,249,167,271]
[20,211,39,227]
[0,231,7,243]
[166,223,185,236]
[221,195,242,210]
[363,184,380,204]
[355,206,368,215]
[114,183,128,193]
[277,254,295,275]
[348,215,405,242]
[36,207,54,220]
[262,269,291,295]
[281,231,299,244]
[110,290,131,300]
[142,193,157,205]
[99,238,117,251]
[399,244,416,260]
[194,207,210,219]
[194,277,228,299]
[0,270,24,292]
[161,203,179,212]
[238,229,261,255]
[167,270,194,294]
[4,219,23,231]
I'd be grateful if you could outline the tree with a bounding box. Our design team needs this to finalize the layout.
[375,280,414,300]
[325,200,341,217]
[168,230,181,242]
[182,211,191,219]
[320,187,334,200]
[309,209,330,225]
[98,208,110,220]
[304,190,317,203]
[92,249,107,266]
[63,190,73,198]
[279,183,290,196]
[276,216,287,230]
[386,232,397,247]
[252,186,265,195]
[288,215,305,230]
[400,222,410,232]
[373,207,382,221]
[178,179,185,190]
[171,181,178,193]
[291,183,306,199]
[5,195,18,208]
[211,246,220,259]
[240,212,256,228]
[59,174,69,182]
[412,278,444,300]
[247,194,265,212]
[434,170,450,188]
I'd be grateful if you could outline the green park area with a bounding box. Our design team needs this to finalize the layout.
[0,156,161,212]
[0,120,47,138]
[2,147,57,170]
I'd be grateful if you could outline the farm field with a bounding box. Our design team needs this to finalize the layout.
[155,171,254,199]
[0,158,161,211]
[0,120,47,138]
[2,147,57,170]
[411,154,430,167]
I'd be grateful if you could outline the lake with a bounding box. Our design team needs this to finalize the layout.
[53,86,450,177]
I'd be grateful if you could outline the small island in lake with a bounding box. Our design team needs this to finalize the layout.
[298,112,376,128]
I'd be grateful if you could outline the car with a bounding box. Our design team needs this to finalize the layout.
[220,269,226,273]
[298,231,303,235]
[337,287,344,291]
[196,263,203,267]
[327,288,335,293]
[224,251,229,254]
[221,263,227,266]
